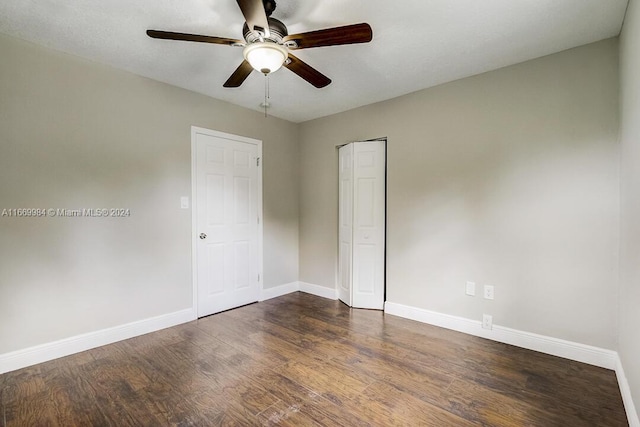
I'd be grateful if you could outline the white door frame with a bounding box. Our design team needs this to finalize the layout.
[191,126,263,317]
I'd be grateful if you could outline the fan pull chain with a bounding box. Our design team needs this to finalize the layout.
[263,73,271,117]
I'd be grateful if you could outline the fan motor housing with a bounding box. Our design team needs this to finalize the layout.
[243,17,288,44]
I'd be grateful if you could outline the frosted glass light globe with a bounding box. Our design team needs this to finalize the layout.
[243,42,288,74]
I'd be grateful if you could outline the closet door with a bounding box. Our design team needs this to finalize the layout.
[352,141,385,309]
[338,141,385,310]
[338,144,354,306]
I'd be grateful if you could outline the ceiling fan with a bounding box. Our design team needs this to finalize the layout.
[146,0,373,89]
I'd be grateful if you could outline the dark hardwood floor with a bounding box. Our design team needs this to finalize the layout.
[0,292,628,426]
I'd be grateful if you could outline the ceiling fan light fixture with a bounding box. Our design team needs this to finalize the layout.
[243,42,288,74]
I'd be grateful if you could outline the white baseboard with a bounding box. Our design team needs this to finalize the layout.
[299,281,339,300]
[384,301,617,369]
[616,355,640,427]
[0,308,196,375]
[261,281,338,301]
[260,282,300,301]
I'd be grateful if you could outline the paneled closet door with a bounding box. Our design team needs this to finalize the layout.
[338,141,386,310]
[338,144,354,306]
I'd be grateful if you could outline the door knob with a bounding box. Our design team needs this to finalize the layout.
[199,233,207,239]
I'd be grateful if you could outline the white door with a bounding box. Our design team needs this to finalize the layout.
[193,127,262,317]
[338,141,386,310]
[338,144,354,306]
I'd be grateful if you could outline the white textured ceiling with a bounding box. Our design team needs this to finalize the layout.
[0,0,629,122]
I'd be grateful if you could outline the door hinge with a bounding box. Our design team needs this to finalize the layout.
[258,274,260,282]
[256,157,260,166]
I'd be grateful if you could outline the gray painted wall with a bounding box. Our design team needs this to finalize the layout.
[620,0,640,414]
[0,33,299,354]
[299,39,620,349]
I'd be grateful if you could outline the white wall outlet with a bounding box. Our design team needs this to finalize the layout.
[466,281,476,296]
[484,285,495,300]
[482,314,493,330]
[181,196,189,209]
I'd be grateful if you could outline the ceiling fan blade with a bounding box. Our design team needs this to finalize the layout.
[283,23,372,50]
[147,30,243,46]
[284,54,331,88]
[236,0,271,38]
[223,60,254,88]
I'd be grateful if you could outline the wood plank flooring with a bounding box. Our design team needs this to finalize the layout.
[0,292,628,426]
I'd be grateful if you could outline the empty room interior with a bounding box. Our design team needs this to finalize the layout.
[1,0,640,425]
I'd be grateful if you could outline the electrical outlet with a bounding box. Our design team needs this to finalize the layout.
[484,285,494,300]
[181,196,189,209]
[466,281,476,296]
[482,314,493,330]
